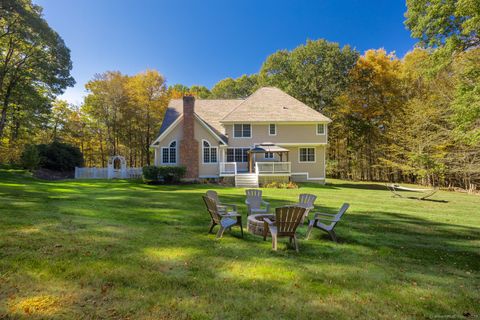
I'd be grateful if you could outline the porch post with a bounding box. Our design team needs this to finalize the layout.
[249,152,253,173]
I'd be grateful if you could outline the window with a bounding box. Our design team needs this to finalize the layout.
[264,152,274,159]
[269,124,276,136]
[202,140,217,163]
[299,147,315,162]
[226,148,234,162]
[226,148,249,162]
[162,141,177,164]
[233,124,251,138]
[317,123,326,135]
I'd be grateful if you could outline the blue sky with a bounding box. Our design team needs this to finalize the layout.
[35,0,416,105]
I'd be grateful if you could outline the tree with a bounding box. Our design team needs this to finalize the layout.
[168,84,191,99]
[333,49,405,181]
[20,144,40,170]
[80,70,169,167]
[451,48,480,146]
[385,49,452,185]
[189,85,211,98]
[167,84,211,99]
[446,48,480,189]
[84,71,129,158]
[259,39,359,113]
[405,0,480,50]
[47,100,73,141]
[210,74,258,98]
[0,0,74,139]
[127,70,168,165]
[404,1,480,189]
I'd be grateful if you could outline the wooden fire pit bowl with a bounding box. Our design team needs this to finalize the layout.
[247,214,275,237]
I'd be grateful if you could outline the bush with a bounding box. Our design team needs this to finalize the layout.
[263,181,299,189]
[37,141,84,172]
[142,165,187,184]
[160,166,187,184]
[20,145,41,171]
[142,166,160,181]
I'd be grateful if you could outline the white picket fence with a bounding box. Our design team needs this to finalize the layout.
[74,167,143,179]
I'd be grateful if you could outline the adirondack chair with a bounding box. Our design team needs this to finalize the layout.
[206,190,237,214]
[305,203,350,242]
[295,193,317,223]
[245,189,270,215]
[263,206,307,252]
[202,195,243,239]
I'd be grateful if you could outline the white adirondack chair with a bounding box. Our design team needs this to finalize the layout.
[305,203,350,242]
[245,189,270,215]
[295,193,317,222]
[202,195,243,239]
[263,206,307,252]
[206,190,237,214]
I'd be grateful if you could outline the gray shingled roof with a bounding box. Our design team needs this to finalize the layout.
[157,99,242,142]
[221,87,332,123]
[156,87,331,142]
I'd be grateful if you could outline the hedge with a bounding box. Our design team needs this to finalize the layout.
[142,165,186,184]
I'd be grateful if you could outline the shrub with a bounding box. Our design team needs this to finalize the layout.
[264,181,279,188]
[19,141,83,172]
[159,166,187,184]
[142,166,160,182]
[285,181,299,189]
[37,141,84,172]
[142,165,186,184]
[264,181,298,189]
[20,145,41,171]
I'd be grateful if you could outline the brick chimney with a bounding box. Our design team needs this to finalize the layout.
[180,96,199,179]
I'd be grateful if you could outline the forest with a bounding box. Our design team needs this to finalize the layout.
[1,0,479,190]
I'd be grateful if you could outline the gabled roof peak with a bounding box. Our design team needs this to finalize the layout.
[221,86,331,123]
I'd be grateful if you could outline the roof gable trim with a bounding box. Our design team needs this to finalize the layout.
[150,116,182,147]
[194,113,227,145]
[150,113,227,148]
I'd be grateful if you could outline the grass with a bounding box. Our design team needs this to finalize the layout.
[0,169,479,319]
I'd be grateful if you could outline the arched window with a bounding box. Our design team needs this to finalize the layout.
[162,140,177,164]
[203,140,217,163]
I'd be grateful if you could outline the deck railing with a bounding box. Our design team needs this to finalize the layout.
[255,162,291,175]
[219,162,290,176]
[219,162,237,175]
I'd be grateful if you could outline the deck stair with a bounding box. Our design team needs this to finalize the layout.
[235,173,259,188]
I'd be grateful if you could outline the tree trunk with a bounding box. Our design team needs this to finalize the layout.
[0,101,8,138]
[0,81,14,138]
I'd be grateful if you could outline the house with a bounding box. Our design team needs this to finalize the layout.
[150,87,331,187]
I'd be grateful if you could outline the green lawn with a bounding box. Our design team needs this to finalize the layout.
[0,170,479,319]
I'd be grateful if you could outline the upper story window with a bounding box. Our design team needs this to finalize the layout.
[317,123,326,135]
[269,124,277,136]
[162,141,177,164]
[233,124,251,138]
[202,140,218,163]
[299,147,315,163]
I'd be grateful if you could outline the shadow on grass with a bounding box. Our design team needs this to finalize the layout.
[326,182,388,191]
[399,196,449,203]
